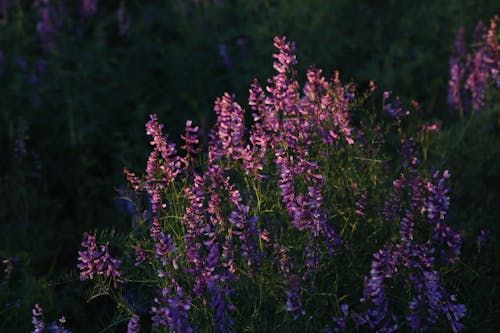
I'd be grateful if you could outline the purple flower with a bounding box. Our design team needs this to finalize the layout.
[143,114,181,215]
[448,56,465,111]
[77,233,123,288]
[155,232,178,269]
[426,170,462,264]
[209,93,248,163]
[476,228,491,250]
[127,315,140,333]
[32,304,45,333]
[448,16,500,112]
[152,284,193,332]
[385,95,409,121]
[330,304,349,332]
[272,36,297,74]
[181,120,199,168]
[466,50,488,111]
[134,244,147,266]
[355,191,367,216]
[358,164,465,331]
[227,193,262,271]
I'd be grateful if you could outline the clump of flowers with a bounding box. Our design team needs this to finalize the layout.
[77,35,467,332]
[76,232,123,288]
[448,15,499,113]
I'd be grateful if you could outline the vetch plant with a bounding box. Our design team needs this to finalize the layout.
[77,36,467,332]
[448,15,499,114]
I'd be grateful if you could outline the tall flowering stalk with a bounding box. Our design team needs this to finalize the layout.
[76,233,123,288]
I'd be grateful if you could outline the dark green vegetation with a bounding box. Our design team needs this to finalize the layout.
[0,1,498,332]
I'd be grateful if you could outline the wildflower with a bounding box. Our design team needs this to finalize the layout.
[209,92,247,163]
[448,16,500,112]
[144,114,181,215]
[151,284,193,332]
[330,304,349,332]
[422,121,442,132]
[32,304,45,333]
[180,120,199,168]
[466,50,488,111]
[426,170,462,264]
[272,36,297,74]
[77,233,123,288]
[369,80,376,92]
[476,228,491,251]
[134,244,147,266]
[355,191,367,216]
[270,244,304,319]
[448,56,465,111]
[385,95,410,121]
[127,315,140,333]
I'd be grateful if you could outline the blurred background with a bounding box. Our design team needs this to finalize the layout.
[0,0,498,331]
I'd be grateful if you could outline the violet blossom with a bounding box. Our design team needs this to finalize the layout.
[127,315,140,333]
[77,233,123,288]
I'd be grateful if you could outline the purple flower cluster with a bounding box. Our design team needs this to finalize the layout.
[108,35,471,331]
[151,283,193,333]
[31,304,71,333]
[117,35,369,328]
[426,170,462,264]
[276,245,305,319]
[76,233,123,288]
[448,15,500,112]
[142,114,182,216]
[181,120,200,169]
[357,156,465,331]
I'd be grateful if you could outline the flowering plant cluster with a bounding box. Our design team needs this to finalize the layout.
[72,35,473,332]
[448,15,499,113]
